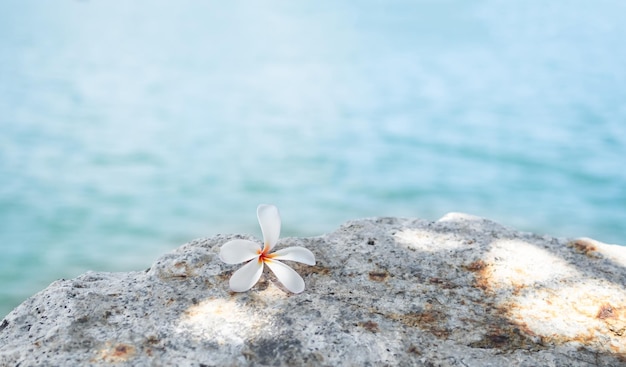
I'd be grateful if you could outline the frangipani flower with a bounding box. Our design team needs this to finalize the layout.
[219,204,316,293]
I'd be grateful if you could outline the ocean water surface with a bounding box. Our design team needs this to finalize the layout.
[1,0,625,317]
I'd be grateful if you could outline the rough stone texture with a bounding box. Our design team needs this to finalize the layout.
[1,213,625,366]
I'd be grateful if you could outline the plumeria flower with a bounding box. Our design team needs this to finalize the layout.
[219,204,316,293]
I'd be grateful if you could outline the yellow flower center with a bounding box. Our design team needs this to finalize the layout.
[257,244,276,264]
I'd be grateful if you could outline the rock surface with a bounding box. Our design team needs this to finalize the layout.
[1,213,625,366]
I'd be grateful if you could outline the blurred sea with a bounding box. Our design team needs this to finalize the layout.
[1,0,625,317]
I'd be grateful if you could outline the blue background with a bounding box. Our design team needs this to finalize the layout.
[1,0,625,317]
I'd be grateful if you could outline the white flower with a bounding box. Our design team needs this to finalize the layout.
[219,204,316,293]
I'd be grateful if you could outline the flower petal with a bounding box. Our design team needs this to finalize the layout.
[229,259,264,292]
[257,204,281,251]
[272,246,316,265]
[219,240,261,264]
[265,259,306,294]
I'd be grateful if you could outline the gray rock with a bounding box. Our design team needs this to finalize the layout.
[1,213,625,366]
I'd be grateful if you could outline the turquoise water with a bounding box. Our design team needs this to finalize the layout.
[1,0,625,317]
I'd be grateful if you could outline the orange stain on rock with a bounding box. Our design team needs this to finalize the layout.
[597,303,618,320]
[368,270,390,282]
[93,343,136,363]
[473,255,626,356]
[467,239,626,358]
[568,239,600,258]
